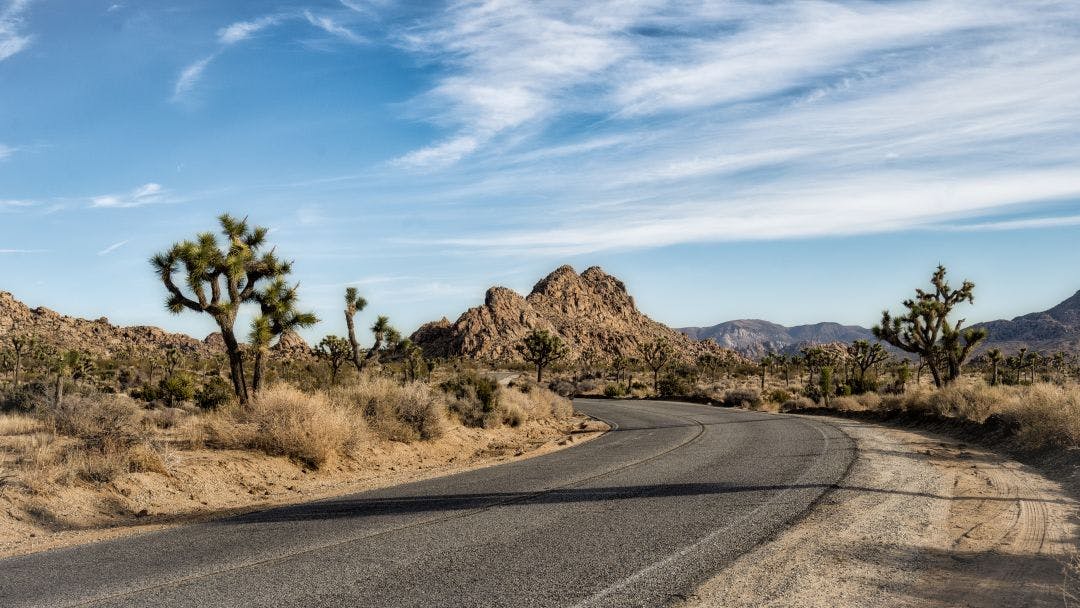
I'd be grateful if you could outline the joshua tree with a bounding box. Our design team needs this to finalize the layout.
[250,278,318,393]
[151,214,292,404]
[612,354,631,386]
[636,339,673,396]
[873,265,987,388]
[1017,347,1028,384]
[317,335,351,385]
[364,315,393,366]
[819,366,834,407]
[164,347,182,377]
[759,353,775,391]
[1028,351,1041,384]
[847,340,890,392]
[400,339,426,383]
[344,287,367,372]
[9,334,33,389]
[986,348,1003,386]
[517,329,568,382]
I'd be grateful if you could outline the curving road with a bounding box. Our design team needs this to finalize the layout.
[0,399,855,608]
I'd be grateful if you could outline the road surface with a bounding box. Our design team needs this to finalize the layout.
[0,399,855,608]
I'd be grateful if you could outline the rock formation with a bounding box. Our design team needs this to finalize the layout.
[411,265,740,364]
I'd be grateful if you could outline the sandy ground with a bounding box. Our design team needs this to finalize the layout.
[0,415,607,559]
[681,417,1079,608]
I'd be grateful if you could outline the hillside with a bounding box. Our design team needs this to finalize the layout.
[0,291,309,360]
[679,319,878,358]
[975,289,1080,353]
[411,265,740,364]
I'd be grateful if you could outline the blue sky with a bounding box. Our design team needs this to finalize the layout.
[2,0,1080,343]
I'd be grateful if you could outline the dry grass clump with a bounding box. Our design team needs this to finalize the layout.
[0,413,45,436]
[333,377,444,442]
[992,384,1080,450]
[498,383,572,423]
[240,385,359,468]
[722,388,762,409]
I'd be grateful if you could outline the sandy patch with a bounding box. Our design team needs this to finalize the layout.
[681,417,1078,607]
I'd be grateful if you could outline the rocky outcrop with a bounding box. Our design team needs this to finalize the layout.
[410,265,741,364]
[974,289,1080,353]
[0,291,310,361]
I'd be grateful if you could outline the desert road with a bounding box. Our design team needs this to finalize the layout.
[0,399,855,608]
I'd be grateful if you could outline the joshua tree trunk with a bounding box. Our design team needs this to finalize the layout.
[536,363,544,383]
[12,352,20,389]
[652,369,659,395]
[345,313,363,372]
[53,371,64,408]
[219,323,249,404]
[251,346,268,395]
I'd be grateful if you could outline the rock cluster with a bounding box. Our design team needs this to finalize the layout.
[411,265,740,364]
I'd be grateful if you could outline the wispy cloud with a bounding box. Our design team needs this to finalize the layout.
[0,248,47,254]
[0,0,32,62]
[937,214,1080,232]
[0,142,14,160]
[172,55,214,100]
[303,10,363,43]
[90,182,167,208]
[217,15,280,45]
[96,239,130,255]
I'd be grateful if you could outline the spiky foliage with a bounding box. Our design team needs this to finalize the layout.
[344,287,368,372]
[151,214,291,403]
[986,348,1003,386]
[364,315,393,366]
[636,339,673,396]
[872,265,987,388]
[517,329,569,383]
[316,335,351,385]
[250,278,318,393]
[847,340,890,391]
[399,339,426,383]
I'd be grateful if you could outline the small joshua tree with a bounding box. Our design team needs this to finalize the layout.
[986,348,1003,386]
[317,335,351,385]
[9,334,34,389]
[517,329,568,382]
[151,214,292,404]
[636,339,673,396]
[250,278,318,393]
[344,287,367,372]
[847,340,890,393]
[873,265,987,388]
[364,315,393,366]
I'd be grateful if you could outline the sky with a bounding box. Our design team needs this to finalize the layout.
[2,0,1080,343]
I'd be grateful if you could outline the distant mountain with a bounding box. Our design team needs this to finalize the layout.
[975,290,1080,354]
[411,265,744,364]
[679,319,877,358]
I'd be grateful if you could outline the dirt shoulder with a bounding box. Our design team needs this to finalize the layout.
[0,414,607,559]
[680,416,1079,607]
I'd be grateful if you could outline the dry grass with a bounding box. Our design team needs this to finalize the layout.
[499,382,573,422]
[333,377,445,442]
[0,413,45,436]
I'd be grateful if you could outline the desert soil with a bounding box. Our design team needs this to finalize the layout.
[0,415,607,559]
[681,417,1079,607]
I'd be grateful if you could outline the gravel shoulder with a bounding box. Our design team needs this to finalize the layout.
[680,416,1078,607]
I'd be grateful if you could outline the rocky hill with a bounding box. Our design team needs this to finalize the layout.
[411,265,741,364]
[678,319,878,358]
[0,291,309,360]
[974,289,1080,353]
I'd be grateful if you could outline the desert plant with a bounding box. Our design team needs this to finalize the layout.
[158,372,197,406]
[195,376,233,409]
[873,265,987,387]
[986,348,1003,386]
[249,278,318,393]
[151,214,293,403]
[847,340,889,393]
[517,329,569,382]
[244,385,357,468]
[722,388,762,408]
[637,339,673,396]
[344,287,368,372]
[317,335,352,385]
[819,366,834,406]
[365,315,394,366]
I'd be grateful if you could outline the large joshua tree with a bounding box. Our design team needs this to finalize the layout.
[344,287,368,372]
[518,329,569,382]
[873,265,987,388]
[250,278,318,393]
[151,214,291,404]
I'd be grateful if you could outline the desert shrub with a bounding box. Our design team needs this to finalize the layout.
[855,392,882,410]
[500,402,525,427]
[767,389,792,403]
[337,377,444,441]
[126,442,169,474]
[722,388,761,408]
[575,379,599,394]
[548,380,576,398]
[244,385,358,468]
[1,383,49,412]
[657,375,691,397]
[48,393,148,452]
[131,382,160,403]
[780,396,815,412]
[603,383,625,398]
[0,412,45,435]
[497,382,573,421]
[158,373,197,407]
[195,377,233,410]
[631,381,648,391]
[440,372,499,427]
[145,407,185,429]
[831,396,862,411]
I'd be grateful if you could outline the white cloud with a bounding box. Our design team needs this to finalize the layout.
[96,239,130,255]
[0,142,14,160]
[172,55,214,100]
[0,248,46,254]
[0,0,32,62]
[303,10,363,43]
[91,182,167,208]
[217,15,280,45]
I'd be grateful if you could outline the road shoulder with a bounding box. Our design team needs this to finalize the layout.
[680,416,1078,608]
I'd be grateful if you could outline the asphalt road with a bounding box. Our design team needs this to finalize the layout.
[0,399,855,608]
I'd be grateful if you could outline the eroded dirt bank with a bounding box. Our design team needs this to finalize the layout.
[681,417,1078,607]
[0,415,606,559]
